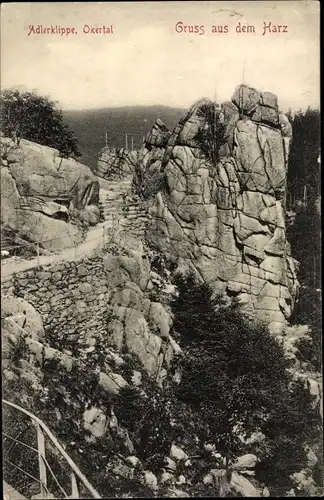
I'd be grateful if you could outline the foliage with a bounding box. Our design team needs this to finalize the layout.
[1,89,81,159]
[114,379,176,472]
[98,201,105,222]
[3,401,40,498]
[7,335,28,368]
[148,250,178,280]
[286,109,321,372]
[170,272,321,493]
[256,378,321,494]
[3,352,127,498]
[287,198,321,372]
[293,287,322,372]
[287,200,321,290]
[287,108,320,204]
[114,350,176,470]
[194,102,226,165]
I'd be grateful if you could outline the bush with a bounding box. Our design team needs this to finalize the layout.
[170,272,321,493]
[7,335,28,368]
[287,199,321,372]
[194,101,226,165]
[287,108,320,204]
[114,380,175,470]
[1,89,81,159]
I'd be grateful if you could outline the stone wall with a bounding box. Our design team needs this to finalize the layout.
[1,239,181,384]
[2,257,112,342]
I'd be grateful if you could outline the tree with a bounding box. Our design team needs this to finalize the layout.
[287,197,321,372]
[194,101,226,165]
[0,89,81,159]
[292,285,322,373]
[287,107,320,204]
[286,109,321,373]
[287,198,321,289]
[170,272,321,493]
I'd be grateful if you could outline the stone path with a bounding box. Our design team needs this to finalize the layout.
[1,175,148,281]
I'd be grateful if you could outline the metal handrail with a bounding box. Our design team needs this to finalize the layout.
[2,399,101,499]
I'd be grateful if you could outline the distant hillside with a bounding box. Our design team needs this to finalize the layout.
[63,105,186,170]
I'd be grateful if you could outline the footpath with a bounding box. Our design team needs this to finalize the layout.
[1,175,149,281]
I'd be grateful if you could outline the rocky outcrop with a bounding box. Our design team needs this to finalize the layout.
[133,119,171,197]
[1,234,181,385]
[137,84,298,330]
[1,138,100,251]
[96,147,137,180]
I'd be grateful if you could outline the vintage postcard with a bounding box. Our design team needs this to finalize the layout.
[1,1,321,499]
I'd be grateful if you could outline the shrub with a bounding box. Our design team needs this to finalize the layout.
[170,272,321,493]
[1,89,81,159]
[114,380,175,469]
[7,335,28,368]
[288,199,321,372]
[194,101,226,165]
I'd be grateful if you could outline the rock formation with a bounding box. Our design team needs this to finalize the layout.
[136,84,298,331]
[1,137,100,251]
[96,146,137,180]
[133,119,171,197]
[1,233,181,387]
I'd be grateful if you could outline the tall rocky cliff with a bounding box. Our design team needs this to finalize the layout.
[136,84,298,332]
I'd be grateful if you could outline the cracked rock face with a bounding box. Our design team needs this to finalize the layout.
[133,119,171,198]
[141,84,298,330]
[1,138,100,251]
[96,147,137,180]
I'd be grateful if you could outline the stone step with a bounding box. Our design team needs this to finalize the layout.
[102,203,145,210]
[123,210,147,215]
[103,185,132,191]
[103,207,124,213]
[102,203,123,209]
[123,205,147,210]
[102,196,123,200]
[124,214,148,219]
[105,185,132,192]
[102,195,123,200]
[123,220,148,226]
[102,188,129,192]
[106,178,132,182]
[103,209,123,215]
[103,204,123,209]
[125,205,147,210]
[102,206,123,211]
[120,224,147,230]
[101,186,132,191]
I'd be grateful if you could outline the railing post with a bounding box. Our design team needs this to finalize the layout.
[37,243,40,268]
[102,225,105,247]
[34,422,48,498]
[3,400,102,499]
[71,472,79,499]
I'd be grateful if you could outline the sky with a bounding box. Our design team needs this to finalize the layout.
[1,1,320,112]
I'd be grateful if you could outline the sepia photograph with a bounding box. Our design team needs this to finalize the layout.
[1,1,322,498]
